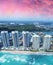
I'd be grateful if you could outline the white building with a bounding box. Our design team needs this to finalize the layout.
[1,31,10,48]
[32,34,40,50]
[22,31,30,50]
[43,35,52,50]
[11,31,19,49]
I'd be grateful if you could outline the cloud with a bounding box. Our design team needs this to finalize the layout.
[0,0,53,21]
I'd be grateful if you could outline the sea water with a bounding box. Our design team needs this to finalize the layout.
[0,52,53,65]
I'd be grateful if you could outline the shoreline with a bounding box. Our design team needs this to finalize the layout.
[0,50,53,55]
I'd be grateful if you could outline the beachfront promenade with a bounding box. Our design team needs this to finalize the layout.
[1,50,53,55]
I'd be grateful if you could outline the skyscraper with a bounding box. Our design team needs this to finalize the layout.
[1,31,10,48]
[11,31,19,49]
[22,31,30,50]
[32,34,40,50]
[43,35,52,50]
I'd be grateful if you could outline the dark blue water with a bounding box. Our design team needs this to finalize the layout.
[0,52,53,65]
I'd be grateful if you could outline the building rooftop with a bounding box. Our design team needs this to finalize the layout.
[22,31,29,34]
[44,35,52,37]
[11,31,18,34]
[1,31,8,33]
[33,34,40,37]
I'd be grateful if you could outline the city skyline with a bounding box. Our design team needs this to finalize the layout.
[0,0,53,22]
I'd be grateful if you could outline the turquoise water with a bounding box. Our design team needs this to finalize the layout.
[0,52,53,65]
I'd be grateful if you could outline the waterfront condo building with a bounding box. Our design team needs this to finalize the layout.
[11,31,19,49]
[22,31,30,50]
[32,34,40,50]
[1,31,10,48]
[43,35,52,50]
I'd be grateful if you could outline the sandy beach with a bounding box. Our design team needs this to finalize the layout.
[0,50,53,55]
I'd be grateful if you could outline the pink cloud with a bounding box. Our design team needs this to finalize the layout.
[0,0,53,17]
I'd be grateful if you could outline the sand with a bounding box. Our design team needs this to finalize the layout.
[0,50,53,55]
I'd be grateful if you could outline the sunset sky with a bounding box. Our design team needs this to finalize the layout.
[0,0,53,22]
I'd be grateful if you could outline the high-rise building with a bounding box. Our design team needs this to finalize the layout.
[11,31,19,48]
[1,31,10,48]
[43,35,52,50]
[32,34,40,50]
[22,31,30,50]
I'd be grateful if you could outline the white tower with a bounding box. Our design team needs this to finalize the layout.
[22,31,30,50]
[43,35,52,50]
[32,34,40,50]
[11,31,19,49]
[1,31,10,48]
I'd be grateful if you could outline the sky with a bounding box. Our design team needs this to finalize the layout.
[0,0,53,22]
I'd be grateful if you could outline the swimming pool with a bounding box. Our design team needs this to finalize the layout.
[0,52,53,65]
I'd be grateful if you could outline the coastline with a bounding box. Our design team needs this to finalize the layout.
[0,50,53,55]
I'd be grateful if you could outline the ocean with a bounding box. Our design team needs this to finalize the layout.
[0,52,53,65]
